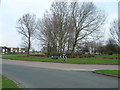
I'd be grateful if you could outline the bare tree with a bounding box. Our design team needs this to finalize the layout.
[36,1,106,56]
[106,38,118,55]
[17,13,37,54]
[36,11,56,55]
[50,1,70,54]
[37,2,70,55]
[69,2,106,56]
[109,19,120,46]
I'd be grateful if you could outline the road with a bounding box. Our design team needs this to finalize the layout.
[2,59,119,88]
[2,59,119,71]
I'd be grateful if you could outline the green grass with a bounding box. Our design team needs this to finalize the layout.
[0,74,1,89]
[2,56,119,64]
[95,70,120,76]
[95,54,119,58]
[67,58,118,64]
[0,74,19,88]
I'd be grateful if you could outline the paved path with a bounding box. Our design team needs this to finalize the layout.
[2,64,119,88]
[2,59,119,71]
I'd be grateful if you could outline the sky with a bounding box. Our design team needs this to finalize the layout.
[0,0,118,50]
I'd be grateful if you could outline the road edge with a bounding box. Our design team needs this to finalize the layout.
[2,74,25,88]
[92,71,120,78]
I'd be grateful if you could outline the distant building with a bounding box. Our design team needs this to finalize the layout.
[0,46,27,54]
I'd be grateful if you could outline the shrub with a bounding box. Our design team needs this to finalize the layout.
[29,54,46,57]
[17,55,28,57]
[108,52,113,55]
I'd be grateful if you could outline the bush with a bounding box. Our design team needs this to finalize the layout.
[17,55,28,57]
[108,52,113,55]
[66,53,95,58]
[29,54,46,57]
[46,53,60,57]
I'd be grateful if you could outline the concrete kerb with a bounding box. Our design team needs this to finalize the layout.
[2,74,25,88]
[92,71,120,78]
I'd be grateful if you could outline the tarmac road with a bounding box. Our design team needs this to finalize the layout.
[2,59,119,71]
[2,64,118,88]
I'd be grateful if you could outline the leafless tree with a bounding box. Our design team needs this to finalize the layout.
[69,2,106,56]
[109,19,120,46]
[16,13,37,54]
[36,11,56,55]
[50,1,70,54]
[37,2,70,55]
[37,1,106,56]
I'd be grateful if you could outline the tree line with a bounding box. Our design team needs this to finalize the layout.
[16,1,119,56]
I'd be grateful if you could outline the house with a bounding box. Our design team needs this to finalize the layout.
[0,46,26,54]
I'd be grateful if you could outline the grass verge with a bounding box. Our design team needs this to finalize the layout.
[2,56,119,65]
[95,70,120,77]
[95,54,119,58]
[0,74,19,88]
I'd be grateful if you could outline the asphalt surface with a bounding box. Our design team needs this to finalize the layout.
[2,59,119,71]
[2,64,118,88]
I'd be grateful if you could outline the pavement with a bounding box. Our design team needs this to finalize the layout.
[1,59,119,88]
[2,59,119,71]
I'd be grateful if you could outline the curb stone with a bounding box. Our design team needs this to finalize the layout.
[92,71,120,78]
[3,74,25,88]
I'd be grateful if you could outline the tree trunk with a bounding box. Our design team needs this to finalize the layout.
[71,32,78,57]
[71,43,76,57]
[27,37,31,55]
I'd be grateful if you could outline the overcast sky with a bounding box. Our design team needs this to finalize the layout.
[0,0,118,50]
